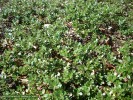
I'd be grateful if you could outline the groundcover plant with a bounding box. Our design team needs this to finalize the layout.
[0,0,133,99]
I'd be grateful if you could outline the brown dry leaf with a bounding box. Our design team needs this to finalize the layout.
[37,83,49,91]
[105,62,116,70]
[2,39,14,50]
[105,37,113,46]
[20,78,28,85]
[14,58,24,66]
[99,27,106,31]
[122,77,129,83]
[99,27,108,34]
[37,86,42,91]
[66,22,73,29]
[51,50,72,63]
[32,44,39,51]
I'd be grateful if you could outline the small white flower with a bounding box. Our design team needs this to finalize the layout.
[108,82,111,86]
[18,52,21,55]
[57,72,60,77]
[114,72,117,76]
[42,89,45,94]
[101,81,105,85]
[117,74,121,78]
[91,70,95,75]
[22,91,25,95]
[44,24,51,28]
[109,91,113,95]
[102,93,106,96]
[57,83,62,88]
[127,75,130,79]
[113,93,115,97]
[69,93,72,97]
[15,43,20,46]
[8,33,12,36]
[108,26,112,30]
[38,59,41,61]
[78,92,83,96]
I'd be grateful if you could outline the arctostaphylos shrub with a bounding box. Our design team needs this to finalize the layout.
[0,0,132,99]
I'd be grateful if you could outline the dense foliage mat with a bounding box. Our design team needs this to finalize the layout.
[0,0,133,99]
